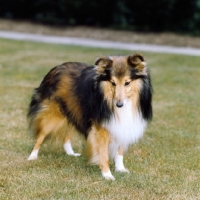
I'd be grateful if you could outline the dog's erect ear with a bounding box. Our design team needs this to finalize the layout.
[95,57,113,74]
[127,53,146,71]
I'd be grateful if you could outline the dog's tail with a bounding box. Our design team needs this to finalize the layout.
[27,88,42,136]
[27,65,58,137]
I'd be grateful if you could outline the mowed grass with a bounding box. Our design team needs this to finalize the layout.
[0,38,200,200]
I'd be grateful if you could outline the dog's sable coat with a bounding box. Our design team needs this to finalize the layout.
[27,53,152,180]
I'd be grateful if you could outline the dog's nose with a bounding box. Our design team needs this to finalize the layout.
[116,101,123,107]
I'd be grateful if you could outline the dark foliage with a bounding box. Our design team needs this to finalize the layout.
[0,0,200,34]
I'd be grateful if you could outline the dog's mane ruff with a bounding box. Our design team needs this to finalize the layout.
[127,54,153,121]
[128,66,152,121]
[74,66,113,136]
[139,68,153,121]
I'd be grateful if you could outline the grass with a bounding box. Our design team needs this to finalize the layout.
[0,38,200,200]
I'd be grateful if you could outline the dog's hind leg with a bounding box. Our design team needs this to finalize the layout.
[28,104,63,160]
[114,147,130,173]
[62,124,81,156]
[27,115,57,161]
[28,131,47,160]
[63,138,81,157]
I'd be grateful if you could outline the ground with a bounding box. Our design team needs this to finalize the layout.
[1,18,200,48]
[1,19,200,199]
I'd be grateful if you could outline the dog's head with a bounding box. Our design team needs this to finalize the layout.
[95,53,147,108]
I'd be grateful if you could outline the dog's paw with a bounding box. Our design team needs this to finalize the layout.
[27,150,39,161]
[64,141,81,157]
[101,171,115,180]
[27,155,38,161]
[67,152,81,157]
[115,167,130,173]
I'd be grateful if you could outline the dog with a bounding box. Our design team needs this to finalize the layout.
[27,53,152,180]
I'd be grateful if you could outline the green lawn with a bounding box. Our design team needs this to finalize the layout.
[0,38,199,200]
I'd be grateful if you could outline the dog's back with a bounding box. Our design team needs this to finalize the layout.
[28,62,87,116]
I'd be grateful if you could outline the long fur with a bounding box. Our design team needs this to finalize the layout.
[27,53,152,180]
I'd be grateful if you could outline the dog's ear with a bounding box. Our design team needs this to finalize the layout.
[127,53,146,71]
[95,57,113,74]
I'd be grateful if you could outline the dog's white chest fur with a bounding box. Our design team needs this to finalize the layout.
[103,100,146,158]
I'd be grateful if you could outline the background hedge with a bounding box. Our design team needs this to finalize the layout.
[0,0,200,34]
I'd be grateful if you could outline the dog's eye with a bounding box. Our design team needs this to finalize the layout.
[111,81,116,86]
[125,81,130,86]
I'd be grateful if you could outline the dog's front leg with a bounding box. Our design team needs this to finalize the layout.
[86,124,115,180]
[115,147,130,173]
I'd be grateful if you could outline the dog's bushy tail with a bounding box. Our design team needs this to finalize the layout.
[27,88,42,136]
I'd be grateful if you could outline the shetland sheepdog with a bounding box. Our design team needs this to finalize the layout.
[27,53,152,180]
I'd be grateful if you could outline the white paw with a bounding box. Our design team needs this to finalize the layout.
[27,149,39,161]
[115,167,130,173]
[101,171,115,180]
[27,155,38,161]
[67,153,81,157]
[64,141,81,157]
[114,155,129,173]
